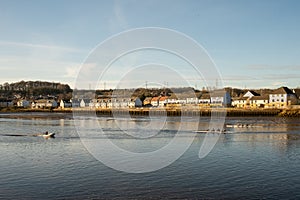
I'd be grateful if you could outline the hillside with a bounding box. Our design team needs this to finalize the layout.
[0,81,72,100]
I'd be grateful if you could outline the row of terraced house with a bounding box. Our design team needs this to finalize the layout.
[0,86,299,109]
[63,87,300,109]
[58,87,300,109]
[232,87,299,108]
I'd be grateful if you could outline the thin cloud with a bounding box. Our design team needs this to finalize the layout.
[262,74,300,80]
[0,40,84,53]
[109,0,129,31]
[221,75,258,81]
[271,81,288,87]
[246,64,300,71]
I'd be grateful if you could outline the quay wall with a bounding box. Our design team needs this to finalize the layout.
[64,108,284,117]
[1,107,299,117]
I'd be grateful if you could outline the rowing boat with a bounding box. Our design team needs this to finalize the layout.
[37,132,55,138]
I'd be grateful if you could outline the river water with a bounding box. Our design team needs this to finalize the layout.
[0,113,299,199]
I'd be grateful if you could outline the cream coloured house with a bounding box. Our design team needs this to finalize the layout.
[268,87,298,108]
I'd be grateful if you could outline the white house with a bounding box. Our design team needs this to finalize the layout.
[119,98,130,108]
[88,99,98,108]
[268,87,298,108]
[158,96,168,107]
[33,99,58,108]
[232,97,248,108]
[110,98,121,108]
[150,97,160,107]
[128,97,143,108]
[166,94,178,104]
[17,99,30,108]
[232,95,269,108]
[186,97,198,104]
[70,99,80,108]
[199,93,211,104]
[80,99,92,108]
[60,99,72,109]
[249,95,269,108]
[143,97,153,106]
[210,90,231,107]
[107,99,113,108]
[243,90,260,98]
[98,99,108,108]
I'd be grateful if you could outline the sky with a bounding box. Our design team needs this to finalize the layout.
[0,0,300,89]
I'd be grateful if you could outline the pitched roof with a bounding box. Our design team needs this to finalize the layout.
[210,90,228,97]
[144,97,153,101]
[131,97,141,101]
[250,95,269,100]
[199,93,211,99]
[71,99,80,104]
[232,97,249,101]
[168,92,198,99]
[61,99,71,103]
[159,96,168,101]
[271,87,294,94]
[81,99,92,103]
[151,97,160,101]
[35,99,56,103]
[243,90,260,97]
[167,93,178,100]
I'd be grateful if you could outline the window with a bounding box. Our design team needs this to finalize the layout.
[281,99,284,102]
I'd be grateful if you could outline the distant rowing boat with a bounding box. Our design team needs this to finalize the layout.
[1,132,55,139]
[36,132,55,139]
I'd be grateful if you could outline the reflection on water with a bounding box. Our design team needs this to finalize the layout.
[0,113,299,199]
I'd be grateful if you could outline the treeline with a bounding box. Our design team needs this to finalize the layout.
[0,81,72,99]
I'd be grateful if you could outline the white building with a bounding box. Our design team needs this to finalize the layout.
[210,90,231,107]
[269,87,298,108]
[128,97,143,108]
[33,99,58,108]
[158,96,168,107]
[199,93,211,105]
[17,99,30,108]
[60,100,72,108]
[243,90,260,98]
[80,99,92,108]
[150,97,160,107]
[70,99,80,108]
[186,97,198,104]
[249,96,269,108]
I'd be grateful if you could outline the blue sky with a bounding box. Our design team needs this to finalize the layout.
[1,0,300,89]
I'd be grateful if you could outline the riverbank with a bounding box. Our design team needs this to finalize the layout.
[1,107,300,117]
[278,109,300,117]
